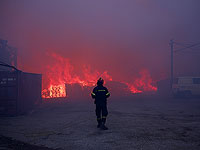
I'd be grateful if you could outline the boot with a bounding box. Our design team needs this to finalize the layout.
[101,117,108,130]
[97,118,102,128]
[100,123,108,130]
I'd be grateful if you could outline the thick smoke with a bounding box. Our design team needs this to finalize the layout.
[0,0,200,85]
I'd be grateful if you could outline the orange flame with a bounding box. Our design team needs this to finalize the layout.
[125,69,157,94]
[42,52,157,98]
[42,52,113,98]
[42,84,66,98]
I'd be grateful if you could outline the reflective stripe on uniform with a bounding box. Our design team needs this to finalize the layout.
[106,92,110,95]
[97,118,101,120]
[91,92,96,96]
[102,116,106,118]
[98,90,106,91]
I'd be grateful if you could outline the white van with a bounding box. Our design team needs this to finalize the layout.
[172,77,200,97]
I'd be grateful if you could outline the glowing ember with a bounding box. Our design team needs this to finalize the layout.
[42,84,66,98]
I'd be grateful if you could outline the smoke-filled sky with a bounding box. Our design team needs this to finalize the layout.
[0,0,200,82]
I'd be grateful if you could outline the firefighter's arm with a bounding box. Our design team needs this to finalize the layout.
[91,88,96,99]
[105,88,110,98]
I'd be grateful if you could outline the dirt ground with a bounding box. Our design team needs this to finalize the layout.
[0,95,200,150]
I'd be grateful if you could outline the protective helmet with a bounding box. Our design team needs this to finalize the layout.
[97,77,104,86]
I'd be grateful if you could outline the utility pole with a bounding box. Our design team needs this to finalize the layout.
[169,40,200,90]
[170,39,174,89]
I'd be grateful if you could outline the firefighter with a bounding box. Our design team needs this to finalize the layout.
[91,77,110,130]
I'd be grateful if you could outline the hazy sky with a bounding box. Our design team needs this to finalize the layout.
[0,0,200,81]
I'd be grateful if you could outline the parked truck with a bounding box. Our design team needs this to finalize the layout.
[172,77,200,97]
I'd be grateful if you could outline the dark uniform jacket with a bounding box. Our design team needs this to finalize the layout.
[91,85,110,104]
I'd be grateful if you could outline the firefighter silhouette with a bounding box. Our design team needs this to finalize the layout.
[91,77,110,130]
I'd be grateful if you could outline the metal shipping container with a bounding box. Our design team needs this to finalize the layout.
[0,70,42,116]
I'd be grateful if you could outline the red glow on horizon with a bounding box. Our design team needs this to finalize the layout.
[42,52,157,98]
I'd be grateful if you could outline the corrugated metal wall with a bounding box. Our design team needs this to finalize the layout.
[0,71,42,116]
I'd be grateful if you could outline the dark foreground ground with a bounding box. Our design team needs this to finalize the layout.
[0,95,200,150]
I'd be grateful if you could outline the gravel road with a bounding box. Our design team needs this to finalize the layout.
[0,95,200,150]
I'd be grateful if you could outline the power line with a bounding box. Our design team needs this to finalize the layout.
[174,42,200,53]
[169,40,200,89]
